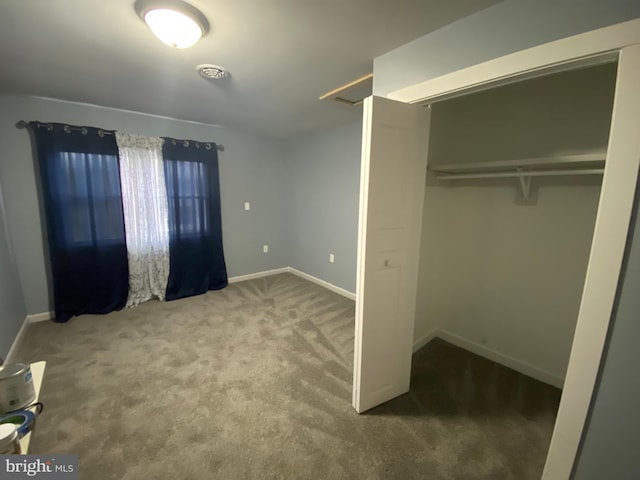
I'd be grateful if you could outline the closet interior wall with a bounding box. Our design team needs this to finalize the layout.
[415,63,618,387]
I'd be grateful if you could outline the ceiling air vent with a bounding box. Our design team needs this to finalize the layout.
[197,64,228,80]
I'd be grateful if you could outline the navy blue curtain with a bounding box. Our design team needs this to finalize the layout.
[162,138,228,300]
[30,122,129,322]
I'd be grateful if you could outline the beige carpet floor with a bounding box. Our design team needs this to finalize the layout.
[14,273,560,479]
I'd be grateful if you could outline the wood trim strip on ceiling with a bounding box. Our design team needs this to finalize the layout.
[319,73,373,106]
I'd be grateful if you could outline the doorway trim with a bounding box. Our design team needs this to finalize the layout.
[386,18,640,480]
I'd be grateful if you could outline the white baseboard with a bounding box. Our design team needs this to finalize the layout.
[436,329,564,388]
[412,329,438,353]
[288,268,356,301]
[5,311,53,363]
[26,311,53,323]
[228,267,356,301]
[5,317,30,364]
[228,268,289,283]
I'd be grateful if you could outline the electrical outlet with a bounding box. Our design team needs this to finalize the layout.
[263,245,269,253]
[329,253,335,263]
[244,202,250,211]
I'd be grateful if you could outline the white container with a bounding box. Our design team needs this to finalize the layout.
[0,363,36,413]
[0,423,21,454]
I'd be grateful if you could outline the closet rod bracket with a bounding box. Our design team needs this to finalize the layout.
[517,168,532,201]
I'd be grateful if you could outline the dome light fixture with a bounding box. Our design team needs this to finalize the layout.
[135,0,209,49]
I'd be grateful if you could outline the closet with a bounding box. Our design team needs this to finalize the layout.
[415,63,618,388]
[353,23,640,479]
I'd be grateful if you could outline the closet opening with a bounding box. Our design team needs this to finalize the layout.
[413,60,618,477]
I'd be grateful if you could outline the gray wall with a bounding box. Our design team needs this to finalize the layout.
[0,182,26,361]
[0,94,289,315]
[286,121,362,293]
[572,183,640,478]
[373,0,640,97]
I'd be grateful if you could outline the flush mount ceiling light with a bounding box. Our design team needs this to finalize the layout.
[197,64,228,80]
[135,0,209,48]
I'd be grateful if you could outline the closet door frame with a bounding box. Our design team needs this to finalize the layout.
[385,19,640,480]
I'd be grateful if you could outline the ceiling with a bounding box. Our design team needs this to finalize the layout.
[0,0,500,138]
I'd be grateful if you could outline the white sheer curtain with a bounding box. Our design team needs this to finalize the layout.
[116,133,170,307]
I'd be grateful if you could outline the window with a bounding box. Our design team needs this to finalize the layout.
[52,151,125,246]
[164,159,211,238]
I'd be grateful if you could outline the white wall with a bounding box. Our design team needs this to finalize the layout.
[415,65,615,385]
[0,94,289,315]
[418,183,601,384]
[286,121,362,293]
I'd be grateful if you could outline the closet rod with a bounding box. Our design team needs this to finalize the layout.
[15,120,225,152]
[436,168,604,181]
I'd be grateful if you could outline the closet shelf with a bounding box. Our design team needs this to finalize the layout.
[429,152,607,203]
[434,167,604,181]
[429,152,606,177]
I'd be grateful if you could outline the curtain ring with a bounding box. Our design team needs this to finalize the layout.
[183,140,189,147]
[63,125,71,133]
[205,144,211,150]
[81,128,88,135]
[98,130,105,137]
[195,143,200,149]
[46,125,54,131]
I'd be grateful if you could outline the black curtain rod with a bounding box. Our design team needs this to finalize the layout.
[15,120,225,152]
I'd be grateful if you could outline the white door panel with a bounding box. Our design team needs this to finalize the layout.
[353,96,430,413]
